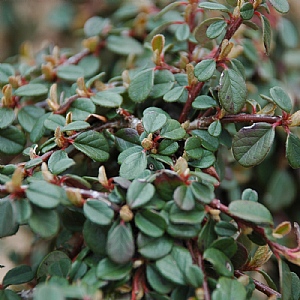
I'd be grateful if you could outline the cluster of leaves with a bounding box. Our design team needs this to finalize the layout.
[0,0,300,299]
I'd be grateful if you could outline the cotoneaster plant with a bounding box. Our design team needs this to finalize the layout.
[0,0,300,299]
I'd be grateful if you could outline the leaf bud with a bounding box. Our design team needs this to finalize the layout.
[82,36,99,52]
[1,84,13,107]
[41,162,55,182]
[66,188,84,207]
[289,110,300,127]
[120,205,134,222]
[195,288,204,300]
[5,167,24,193]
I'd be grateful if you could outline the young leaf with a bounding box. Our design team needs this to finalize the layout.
[73,131,109,162]
[0,126,26,155]
[232,123,275,167]
[194,59,216,82]
[91,91,123,108]
[219,69,247,114]
[0,108,15,129]
[270,86,292,113]
[106,222,135,264]
[260,14,272,55]
[14,84,48,97]
[268,0,289,14]
[83,199,114,225]
[228,200,273,225]
[128,68,154,102]
[142,111,167,133]
[126,180,155,209]
[119,151,147,180]
[286,133,300,168]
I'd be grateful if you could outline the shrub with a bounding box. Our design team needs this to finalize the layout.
[0,0,300,299]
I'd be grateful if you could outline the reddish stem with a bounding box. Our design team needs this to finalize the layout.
[53,94,80,115]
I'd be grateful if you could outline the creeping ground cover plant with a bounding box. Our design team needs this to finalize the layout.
[0,0,300,299]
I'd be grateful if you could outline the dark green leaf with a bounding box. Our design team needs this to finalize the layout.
[184,137,203,159]
[219,69,247,114]
[127,180,155,209]
[268,0,289,13]
[30,113,51,143]
[158,140,178,155]
[160,119,186,140]
[14,84,48,97]
[185,265,203,288]
[68,98,96,121]
[73,131,109,162]
[0,108,15,129]
[228,200,273,225]
[188,149,215,168]
[14,199,32,224]
[214,221,238,237]
[169,203,206,224]
[167,223,201,239]
[106,35,144,55]
[190,181,214,204]
[279,259,292,300]
[151,70,175,98]
[118,146,143,164]
[61,121,90,132]
[192,129,219,151]
[128,68,154,102]
[56,65,84,81]
[18,106,45,132]
[286,133,300,168]
[97,258,132,280]
[79,55,101,78]
[34,284,64,300]
[44,113,66,131]
[135,209,167,238]
[138,234,173,260]
[29,206,60,238]
[142,111,167,133]
[163,86,188,103]
[212,277,247,300]
[26,181,62,209]
[0,198,18,238]
[240,2,254,20]
[24,158,43,170]
[210,237,237,258]
[48,258,71,278]
[232,123,275,167]
[91,91,123,108]
[208,120,222,137]
[192,95,217,110]
[206,20,227,39]
[0,290,21,300]
[194,59,216,81]
[270,86,292,113]
[106,222,135,264]
[173,185,195,211]
[120,151,147,180]
[84,199,114,225]
[291,272,300,300]
[199,2,230,12]
[0,126,26,155]
[48,150,75,174]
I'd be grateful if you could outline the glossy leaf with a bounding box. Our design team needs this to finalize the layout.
[91,91,123,108]
[106,222,135,264]
[270,86,292,113]
[208,120,222,137]
[0,108,15,129]
[184,137,203,159]
[286,133,300,168]
[0,126,26,155]
[83,199,114,225]
[169,203,206,224]
[194,59,216,81]
[14,84,48,97]
[0,290,21,300]
[232,123,275,167]
[228,200,273,225]
[73,131,109,162]
[219,69,247,114]
[204,248,233,276]
[158,139,178,155]
[151,70,175,98]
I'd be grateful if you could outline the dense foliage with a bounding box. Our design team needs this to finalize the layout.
[0,0,300,299]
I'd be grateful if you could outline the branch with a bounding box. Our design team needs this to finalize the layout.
[61,48,91,66]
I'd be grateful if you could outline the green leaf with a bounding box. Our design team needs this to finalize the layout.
[291,272,300,300]
[56,65,84,81]
[30,113,51,143]
[241,188,258,201]
[175,23,190,41]
[128,68,154,103]
[97,258,132,280]
[28,206,60,238]
[37,251,70,280]
[185,265,203,288]
[153,2,182,20]
[240,2,254,20]
[18,106,45,132]
[26,181,62,209]
[190,181,214,204]
[127,180,155,209]
[158,140,179,155]
[91,91,123,108]
[184,137,203,159]
[106,222,135,264]
[169,203,206,224]
[286,133,300,168]
[163,86,188,103]
[14,199,32,224]
[206,20,227,39]
[188,149,215,169]
[142,111,167,133]
[192,129,219,151]
[44,113,66,131]
[199,2,230,12]
[194,59,216,82]
[151,70,175,99]
[212,277,247,300]
[160,119,186,140]
[210,237,237,258]
[48,258,71,278]
[34,284,64,300]
[0,126,26,155]
[0,198,18,238]
[120,151,147,180]
[107,35,144,55]
[24,157,43,170]
[192,95,217,110]
[270,86,292,113]
[118,146,143,164]
[14,84,48,97]
[84,199,114,225]
[84,16,110,37]
[0,63,15,83]
[135,209,167,238]
[73,131,109,162]
[61,121,90,132]
[219,69,247,114]
[208,120,222,137]
[228,200,273,225]
[232,123,275,167]
[215,221,238,237]
[48,150,75,174]
[0,108,15,129]
[261,14,272,55]
[68,98,96,121]
[173,185,195,211]
[268,0,289,13]
[279,259,292,300]
[138,234,173,260]
[0,290,21,300]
